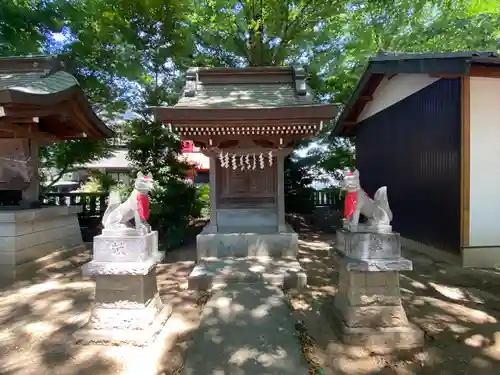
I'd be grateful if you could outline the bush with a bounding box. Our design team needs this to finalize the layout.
[124,117,205,250]
[196,184,210,218]
[149,179,200,250]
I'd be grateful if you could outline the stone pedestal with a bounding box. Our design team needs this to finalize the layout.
[327,229,424,353]
[74,231,171,346]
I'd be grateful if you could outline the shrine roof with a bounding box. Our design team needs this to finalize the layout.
[174,67,314,108]
[153,66,337,125]
[0,54,113,140]
[333,50,500,136]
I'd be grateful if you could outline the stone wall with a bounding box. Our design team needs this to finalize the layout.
[0,206,85,281]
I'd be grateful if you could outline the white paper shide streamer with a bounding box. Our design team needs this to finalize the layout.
[217,150,274,171]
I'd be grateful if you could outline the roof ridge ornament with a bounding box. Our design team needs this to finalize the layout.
[184,67,199,97]
[292,67,307,96]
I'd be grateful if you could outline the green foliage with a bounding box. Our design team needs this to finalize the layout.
[302,137,356,181]
[39,140,113,191]
[284,155,315,214]
[3,0,500,224]
[124,116,202,250]
[79,171,118,192]
[196,184,211,218]
[0,0,64,55]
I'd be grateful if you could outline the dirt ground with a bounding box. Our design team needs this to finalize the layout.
[288,220,500,375]
[0,247,203,375]
[2,222,500,374]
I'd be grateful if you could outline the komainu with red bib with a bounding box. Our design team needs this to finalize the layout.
[102,171,154,235]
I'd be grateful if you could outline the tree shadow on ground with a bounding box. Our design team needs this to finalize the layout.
[285,213,500,375]
[0,251,120,375]
[0,243,204,375]
[156,283,308,375]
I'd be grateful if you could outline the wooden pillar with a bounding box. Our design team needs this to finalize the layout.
[21,138,40,204]
[277,153,286,232]
[460,76,470,248]
[208,155,218,232]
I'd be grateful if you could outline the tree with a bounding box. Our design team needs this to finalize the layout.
[101,0,203,249]
[284,154,315,214]
[0,0,64,55]
[40,139,112,190]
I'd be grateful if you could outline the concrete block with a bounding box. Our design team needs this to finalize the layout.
[74,294,172,346]
[94,269,158,306]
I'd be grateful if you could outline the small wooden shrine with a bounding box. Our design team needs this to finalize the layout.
[0,54,112,205]
[155,67,337,234]
[0,54,112,282]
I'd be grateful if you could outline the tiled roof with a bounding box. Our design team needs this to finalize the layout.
[0,70,79,95]
[175,83,313,108]
[174,67,314,108]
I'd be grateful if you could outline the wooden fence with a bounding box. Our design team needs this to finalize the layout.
[42,192,108,242]
[42,189,343,241]
[312,189,343,209]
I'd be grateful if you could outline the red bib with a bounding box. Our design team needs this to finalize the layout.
[344,191,357,219]
[136,192,150,221]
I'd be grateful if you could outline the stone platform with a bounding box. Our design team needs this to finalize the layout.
[196,224,298,259]
[0,206,85,283]
[75,231,170,346]
[188,257,307,290]
[182,283,309,374]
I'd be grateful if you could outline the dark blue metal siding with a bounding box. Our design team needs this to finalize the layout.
[356,78,461,252]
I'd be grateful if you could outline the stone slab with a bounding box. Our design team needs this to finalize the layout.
[336,229,401,260]
[74,294,172,347]
[0,205,82,224]
[82,259,157,276]
[323,298,424,354]
[182,283,309,374]
[216,208,278,228]
[188,257,307,290]
[0,243,87,284]
[196,224,298,259]
[342,257,413,272]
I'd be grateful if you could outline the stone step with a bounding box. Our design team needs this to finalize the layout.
[182,283,309,374]
[188,257,307,290]
[196,224,299,259]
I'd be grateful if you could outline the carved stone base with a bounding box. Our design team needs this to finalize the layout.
[91,230,163,265]
[326,254,423,353]
[336,228,401,260]
[342,219,392,234]
[74,293,172,346]
[76,232,169,346]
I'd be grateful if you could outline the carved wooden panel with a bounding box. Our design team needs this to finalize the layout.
[217,160,276,206]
